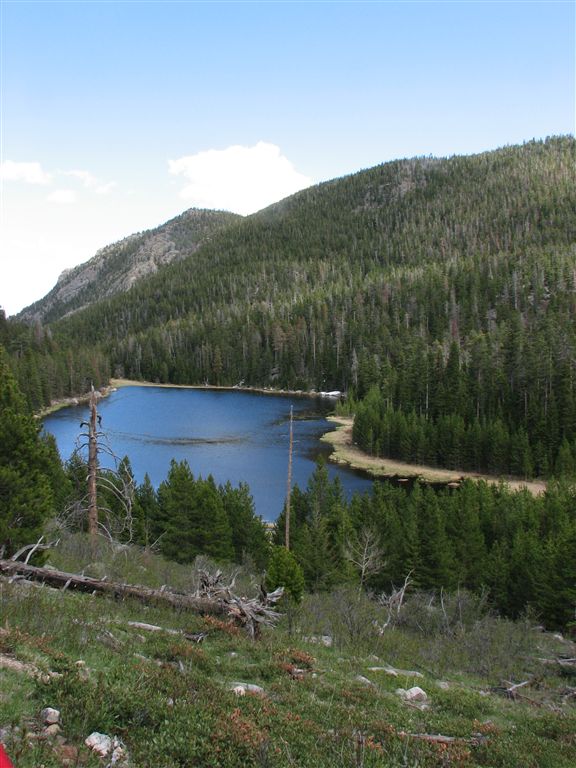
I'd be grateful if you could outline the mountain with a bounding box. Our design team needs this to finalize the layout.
[6,137,576,475]
[17,208,241,324]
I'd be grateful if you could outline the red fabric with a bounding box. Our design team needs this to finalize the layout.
[0,744,14,768]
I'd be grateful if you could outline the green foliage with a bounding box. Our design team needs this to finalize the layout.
[220,480,270,570]
[2,568,576,768]
[6,140,574,456]
[155,460,234,563]
[265,545,305,603]
[0,345,67,555]
[278,465,576,630]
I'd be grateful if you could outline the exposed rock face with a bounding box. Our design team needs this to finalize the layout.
[17,208,240,324]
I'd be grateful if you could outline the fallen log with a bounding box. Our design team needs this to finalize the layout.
[398,732,485,747]
[0,558,227,616]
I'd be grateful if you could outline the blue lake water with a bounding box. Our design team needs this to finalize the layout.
[42,386,373,521]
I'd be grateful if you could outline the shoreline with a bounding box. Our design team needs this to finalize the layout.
[36,385,116,419]
[109,378,340,400]
[321,415,547,497]
[37,378,340,418]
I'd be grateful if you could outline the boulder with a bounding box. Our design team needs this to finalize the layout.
[41,707,60,725]
[85,732,112,756]
[229,682,265,696]
[396,686,428,702]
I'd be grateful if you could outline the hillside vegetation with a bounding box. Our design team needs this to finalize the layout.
[1,541,575,768]
[5,137,576,477]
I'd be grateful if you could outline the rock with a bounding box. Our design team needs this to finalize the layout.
[396,686,428,702]
[292,668,306,678]
[303,635,333,647]
[437,681,450,690]
[373,665,398,676]
[229,682,265,696]
[355,675,374,687]
[368,664,423,678]
[109,738,129,766]
[41,707,60,725]
[0,653,37,676]
[85,732,112,756]
[405,686,428,702]
[44,723,62,737]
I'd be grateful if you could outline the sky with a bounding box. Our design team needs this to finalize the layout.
[0,0,574,316]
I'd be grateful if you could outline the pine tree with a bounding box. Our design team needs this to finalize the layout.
[0,345,59,554]
[220,480,269,569]
[265,545,305,604]
[133,474,158,547]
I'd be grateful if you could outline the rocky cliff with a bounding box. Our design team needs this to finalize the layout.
[18,208,241,324]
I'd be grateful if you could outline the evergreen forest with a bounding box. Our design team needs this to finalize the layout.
[2,137,576,630]
[4,137,575,479]
[1,346,575,631]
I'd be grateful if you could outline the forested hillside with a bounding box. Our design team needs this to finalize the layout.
[5,137,576,475]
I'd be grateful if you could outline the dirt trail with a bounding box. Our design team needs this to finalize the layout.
[321,416,547,496]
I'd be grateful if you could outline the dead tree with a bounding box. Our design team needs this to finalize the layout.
[196,568,284,638]
[68,388,135,546]
[0,562,284,639]
[376,571,414,632]
[87,385,99,541]
[285,405,294,550]
[345,526,385,589]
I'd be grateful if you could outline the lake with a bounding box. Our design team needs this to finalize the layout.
[42,386,373,521]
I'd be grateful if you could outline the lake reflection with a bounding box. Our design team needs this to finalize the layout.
[43,386,373,521]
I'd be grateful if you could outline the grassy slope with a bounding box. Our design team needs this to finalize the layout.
[1,542,575,768]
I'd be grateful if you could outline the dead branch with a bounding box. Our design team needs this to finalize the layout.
[195,568,284,638]
[345,526,385,589]
[491,678,544,705]
[399,731,485,746]
[10,536,60,564]
[376,571,413,632]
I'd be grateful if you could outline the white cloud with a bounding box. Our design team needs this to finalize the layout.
[63,169,116,195]
[95,181,117,195]
[168,142,312,215]
[0,160,51,185]
[64,169,99,187]
[47,189,77,204]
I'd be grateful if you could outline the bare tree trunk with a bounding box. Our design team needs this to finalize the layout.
[87,385,99,544]
[285,405,293,550]
[0,558,226,615]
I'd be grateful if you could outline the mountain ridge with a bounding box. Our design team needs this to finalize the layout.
[17,208,242,324]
